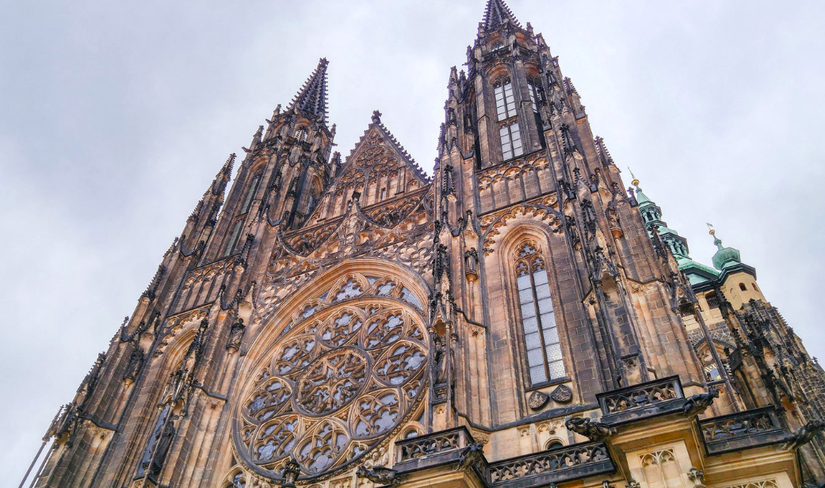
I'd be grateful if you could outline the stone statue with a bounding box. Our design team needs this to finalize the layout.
[781,419,825,450]
[455,441,485,472]
[226,318,246,352]
[123,346,145,384]
[356,465,400,487]
[682,386,719,417]
[565,417,616,441]
[433,334,447,384]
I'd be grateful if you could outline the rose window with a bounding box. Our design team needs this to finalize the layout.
[235,285,428,480]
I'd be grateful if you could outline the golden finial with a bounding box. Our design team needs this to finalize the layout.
[706,222,716,236]
[628,167,639,186]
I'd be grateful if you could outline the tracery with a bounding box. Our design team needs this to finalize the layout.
[235,273,428,479]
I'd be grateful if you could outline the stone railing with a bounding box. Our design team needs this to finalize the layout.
[395,426,473,464]
[597,376,683,414]
[488,442,614,486]
[595,376,685,425]
[698,406,787,455]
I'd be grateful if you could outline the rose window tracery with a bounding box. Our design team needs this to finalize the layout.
[235,273,428,480]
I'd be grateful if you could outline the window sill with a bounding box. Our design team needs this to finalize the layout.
[525,376,571,392]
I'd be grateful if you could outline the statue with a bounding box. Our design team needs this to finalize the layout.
[150,419,176,476]
[682,386,719,417]
[781,419,825,450]
[565,417,616,441]
[226,318,246,352]
[432,334,447,384]
[123,346,145,385]
[455,441,485,472]
[356,465,400,487]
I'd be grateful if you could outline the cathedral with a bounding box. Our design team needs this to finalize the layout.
[21,1,825,487]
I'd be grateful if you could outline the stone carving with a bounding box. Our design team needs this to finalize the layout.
[565,417,617,441]
[356,465,401,487]
[122,345,145,385]
[687,466,706,488]
[226,318,246,352]
[489,442,611,483]
[235,298,428,478]
[455,441,485,472]
[781,419,825,450]
[528,390,550,410]
[682,386,719,417]
[550,384,573,403]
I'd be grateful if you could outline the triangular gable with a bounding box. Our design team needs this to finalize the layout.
[304,112,431,225]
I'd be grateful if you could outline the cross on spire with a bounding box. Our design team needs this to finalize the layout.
[288,58,329,124]
[482,0,520,30]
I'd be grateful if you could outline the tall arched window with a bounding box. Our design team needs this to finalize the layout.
[494,78,517,121]
[240,174,261,214]
[515,242,565,385]
[224,219,244,257]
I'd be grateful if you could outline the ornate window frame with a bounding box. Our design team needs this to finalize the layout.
[510,239,567,389]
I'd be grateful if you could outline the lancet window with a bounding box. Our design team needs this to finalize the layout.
[494,78,517,121]
[515,242,565,385]
[527,81,544,113]
[224,219,244,257]
[500,122,523,160]
[240,174,261,214]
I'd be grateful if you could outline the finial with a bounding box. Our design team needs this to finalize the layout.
[707,222,724,249]
[628,167,639,187]
[371,110,382,124]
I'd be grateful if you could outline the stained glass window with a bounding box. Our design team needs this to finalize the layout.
[515,242,565,385]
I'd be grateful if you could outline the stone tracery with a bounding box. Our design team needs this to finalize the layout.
[235,276,428,479]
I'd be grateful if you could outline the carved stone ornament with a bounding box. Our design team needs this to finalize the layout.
[528,390,550,410]
[550,384,573,403]
[233,293,429,480]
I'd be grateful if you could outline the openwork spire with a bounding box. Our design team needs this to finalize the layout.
[482,0,520,29]
[288,58,329,124]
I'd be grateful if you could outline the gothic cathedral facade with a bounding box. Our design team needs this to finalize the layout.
[24,2,825,488]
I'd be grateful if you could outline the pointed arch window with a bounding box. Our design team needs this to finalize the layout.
[500,122,523,160]
[224,219,244,257]
[527,81,544,113]
[240,174,261,214]
[294,128,308,142]
[494,79,517,121]
[515,242,565,385]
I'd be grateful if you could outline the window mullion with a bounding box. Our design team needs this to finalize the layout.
[530,264,551,381]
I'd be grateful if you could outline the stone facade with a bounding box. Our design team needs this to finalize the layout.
[22,1,825,488]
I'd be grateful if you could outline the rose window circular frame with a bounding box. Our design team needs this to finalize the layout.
[234,278,428,480]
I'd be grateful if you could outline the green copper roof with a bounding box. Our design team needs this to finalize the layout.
[711,235,741,270]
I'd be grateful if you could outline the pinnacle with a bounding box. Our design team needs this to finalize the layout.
[482,0,520,30]
[287,58,329,124]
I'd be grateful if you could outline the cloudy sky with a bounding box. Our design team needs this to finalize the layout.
[3,0,824,481]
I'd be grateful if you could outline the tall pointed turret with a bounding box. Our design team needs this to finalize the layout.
[482,0,520,29]
[287,57,329,125]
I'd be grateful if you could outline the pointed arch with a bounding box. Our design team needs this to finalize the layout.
[512,239,566,385]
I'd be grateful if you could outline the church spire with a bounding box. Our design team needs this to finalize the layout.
[287,58,329,125]
[481,0,520,30]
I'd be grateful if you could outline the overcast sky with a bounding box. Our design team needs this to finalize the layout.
[3,0,824,482]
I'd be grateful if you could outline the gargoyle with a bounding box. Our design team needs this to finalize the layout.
[356,465,401,487]
[455,441,485,472]
[781,419,825,450]
[682,386,719,417]
[565,417,616,441]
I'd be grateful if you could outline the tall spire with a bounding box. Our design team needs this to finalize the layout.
[287,58,329,124]
[482,0,520,30]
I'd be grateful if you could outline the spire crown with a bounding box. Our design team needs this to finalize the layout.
[707,223,742,270]
[288,58,329,125]
[481,0,520,30]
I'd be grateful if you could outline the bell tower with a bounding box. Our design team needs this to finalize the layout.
[433,0,708,429]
